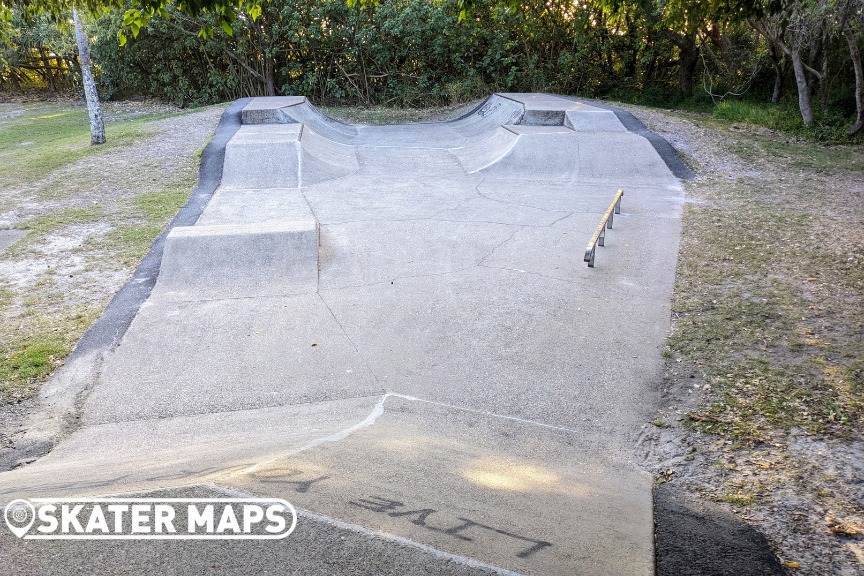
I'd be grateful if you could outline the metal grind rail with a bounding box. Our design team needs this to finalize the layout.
[584,189,624,267]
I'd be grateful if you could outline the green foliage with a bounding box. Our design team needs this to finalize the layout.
[88,0,686,106]
[713,99,863,143]
[0,10,77,91]
[3,0,862,138]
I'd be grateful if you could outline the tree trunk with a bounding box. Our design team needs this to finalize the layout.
[265,57,276,97]
[38,47,57,92]
[72,8,106,145]
[772,65,784,103]
[819,25,830,113]
[791,36,813,126]
[664,30,699,96]
[844,24,864,135]
[679,36,699,96]
[763,33,786,103]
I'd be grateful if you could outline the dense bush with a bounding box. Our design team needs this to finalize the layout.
[2,0,862,141]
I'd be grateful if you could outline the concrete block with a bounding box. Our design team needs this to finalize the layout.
[520,109,566,125]
[153,221,319,300]
[565,109,627,132]
[220,125,302,189]
[241,96,306,124]
[196,189,316,226]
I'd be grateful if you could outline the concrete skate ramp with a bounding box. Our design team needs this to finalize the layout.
[152,221,319,301]
[241,96,358,142]
[229,94,632,161]
[457,124,675,181]
[220,124,358,189]
[0,94,688,576]
[448,95,641,176]
[438,93,526,137]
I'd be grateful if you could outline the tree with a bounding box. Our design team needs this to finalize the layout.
[73,7,105,144]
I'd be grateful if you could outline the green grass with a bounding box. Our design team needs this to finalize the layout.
[713,99,859,144]
[14,206,106,234]
[669,135,864,442]
[0,101,216,405]
[713,99,807,133]
[0,105,183,191]
[0,336,67,400]
[136,188,191,221]
[612,90,861,144]
[718,492,757,507]
[104,224,164,266]
[0,306,97,401]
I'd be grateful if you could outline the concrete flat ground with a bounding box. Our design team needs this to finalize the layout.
[0,94,684,575]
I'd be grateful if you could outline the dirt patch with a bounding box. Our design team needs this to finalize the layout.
[0,101,224,404]
[627,105,864,576]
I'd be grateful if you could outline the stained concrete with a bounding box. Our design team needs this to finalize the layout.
[0,93,687,575]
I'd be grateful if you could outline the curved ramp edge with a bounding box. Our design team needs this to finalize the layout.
[451,126,521,174]
[219,123,358,189]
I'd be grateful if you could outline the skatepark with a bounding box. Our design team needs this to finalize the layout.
[0,93,687,575]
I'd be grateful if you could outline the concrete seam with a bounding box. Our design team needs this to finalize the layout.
[219,393,388,480]
[386,393,586,436]
[80,392,387,427]
[475,263,581,285]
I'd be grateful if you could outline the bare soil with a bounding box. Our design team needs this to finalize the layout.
[628,105,864,575]
[0,100,224,451]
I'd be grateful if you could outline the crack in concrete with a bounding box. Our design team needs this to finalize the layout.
[472,180,566,218]
[476,263,577,285]
[477,227,523,266]
[317,292,382,387]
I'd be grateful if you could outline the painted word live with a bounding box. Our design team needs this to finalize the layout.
[3,498,297,539]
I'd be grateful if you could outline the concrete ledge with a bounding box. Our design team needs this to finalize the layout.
[220,125,302,189]
[240,96,306,124]
[565,109,628,132]
[153,221,319,300]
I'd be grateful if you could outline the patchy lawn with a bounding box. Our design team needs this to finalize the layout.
[631,107,863,575]
[0,101,224,403]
